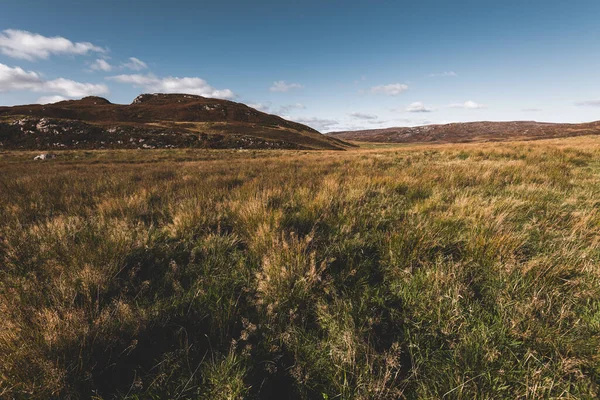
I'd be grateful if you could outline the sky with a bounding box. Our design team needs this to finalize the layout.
[1,0,600,132]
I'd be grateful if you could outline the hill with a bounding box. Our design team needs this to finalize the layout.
[0,94,350,150]
[328,120,600,144]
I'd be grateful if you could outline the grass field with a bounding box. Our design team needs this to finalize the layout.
[1,136,600,399]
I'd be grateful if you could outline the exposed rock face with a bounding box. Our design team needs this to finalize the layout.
[0,94,351,150]
[1,117,306,150]
[132,94,156,104]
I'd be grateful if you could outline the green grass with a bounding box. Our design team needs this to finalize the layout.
[1,136,600,398]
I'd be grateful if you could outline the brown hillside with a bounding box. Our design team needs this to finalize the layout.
[0,94,350,151]
[328,120,600,144]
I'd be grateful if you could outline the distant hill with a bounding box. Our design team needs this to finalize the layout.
[328,120,600,144]
[0,94,350,150]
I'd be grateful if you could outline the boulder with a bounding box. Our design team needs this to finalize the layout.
[33,153,56,161]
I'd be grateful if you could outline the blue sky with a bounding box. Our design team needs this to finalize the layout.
[1,0,600,132]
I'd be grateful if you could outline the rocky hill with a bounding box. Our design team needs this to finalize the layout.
[328,120,600,144]
[0,94,350,150]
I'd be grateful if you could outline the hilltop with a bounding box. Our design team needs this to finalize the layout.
[0,94,350,150]
[328,120,600,144]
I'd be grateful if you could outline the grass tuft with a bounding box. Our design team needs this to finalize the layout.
[1,136,600,398]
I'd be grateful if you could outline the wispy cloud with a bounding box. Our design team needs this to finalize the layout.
[575,100,600,107]
[352,75,367,85]
[269,80,304,92]
[43,78,109,98]
[90,57,148,73]
[248,102,305,115]
[369,83,408,96]
[448,100,485,109]
[0,63,108,99]
[428,71,457,77]
[405,101,434,113]
[0,29,105,61]
[37,95,68,104]
[107,73,234,99]
[522,107,542,112]
[291,116,338,131]
[122,57,148,71]
[90,58,113,72]
[349,112,378,120]
[248,102,270,112]
[278,103,306,114]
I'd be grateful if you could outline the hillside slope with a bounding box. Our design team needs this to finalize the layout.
[328,120,600,144]
[0,94,350,150]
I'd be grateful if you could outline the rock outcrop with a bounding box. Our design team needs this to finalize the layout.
[0,94,351,151]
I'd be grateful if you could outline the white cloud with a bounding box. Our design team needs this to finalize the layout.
[0,63,41,91]
[0,63,108,98]
[122,57,148,71]
[248,103,270,112]
[0,29,105,61]
[370,83,408,96]
[522,107,542,112]
[428,71,457,77]
[248,102,305,115]
[108,73,235,99]
[108,73,155,86]
[448,100,485,109]
[37,95,68,104]
[349,112,378,120]
[575,100,600,107]
[405,101,433,113]
[269,80,303,92]
[90,58,112,72]
[43,78,108,98]
[278,103,305,114]
[89,57,147,73]
[291,116,339,132]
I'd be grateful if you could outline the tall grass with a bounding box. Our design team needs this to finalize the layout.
[1,136,600,398]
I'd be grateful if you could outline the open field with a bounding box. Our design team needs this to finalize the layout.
[2,136,600,398]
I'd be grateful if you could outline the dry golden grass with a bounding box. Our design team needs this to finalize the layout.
[1,135,600,398]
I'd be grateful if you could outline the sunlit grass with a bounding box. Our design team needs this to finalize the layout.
[1,136,600,398]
